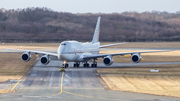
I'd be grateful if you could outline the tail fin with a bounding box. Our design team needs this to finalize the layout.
[92,16,101,44]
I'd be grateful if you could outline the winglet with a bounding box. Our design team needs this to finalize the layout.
[92,16,101,44]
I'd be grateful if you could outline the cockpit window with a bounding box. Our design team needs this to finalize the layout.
[61,43,66,45]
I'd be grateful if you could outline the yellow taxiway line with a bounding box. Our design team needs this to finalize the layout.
[11,79,22,91]
[43,72,64,97]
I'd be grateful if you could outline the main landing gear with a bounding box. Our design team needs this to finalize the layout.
[91,59,97,67]
[83,61,89,67]
[83,59,97,68]
[74,62,80,67]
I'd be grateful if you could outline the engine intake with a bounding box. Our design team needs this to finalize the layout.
[103,56,113,66]
[40,55,50,65]
[21,52,31,62]
[131,53,142,63]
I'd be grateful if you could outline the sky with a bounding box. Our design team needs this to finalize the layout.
[0,0,180,13]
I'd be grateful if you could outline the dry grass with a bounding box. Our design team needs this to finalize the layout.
[101,75,180,97]
[97,64,180,75]
[0,53,36,94]
[0,89,11,94]
[98,64,180,98]
[0,53,36,83]
[99,44,180,98]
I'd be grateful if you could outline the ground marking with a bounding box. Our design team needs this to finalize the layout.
[2,72,64,101]
[11,79,22,91]
[3,71,123,101]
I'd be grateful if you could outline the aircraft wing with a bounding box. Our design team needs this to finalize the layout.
[83,50,174,59]
[3,48,58,57]
[100,42,127,48]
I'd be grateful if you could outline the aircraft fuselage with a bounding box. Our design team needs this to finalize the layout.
[57,41,100,62]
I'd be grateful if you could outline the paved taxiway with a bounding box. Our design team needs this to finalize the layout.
[0,56,180,101]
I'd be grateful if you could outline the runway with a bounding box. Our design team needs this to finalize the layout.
[0,58,180,101]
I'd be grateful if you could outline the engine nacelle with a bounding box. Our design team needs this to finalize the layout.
[131,53,142,63]
[103,56,113,66]
[40,55,50,65]
[21,52,31,62]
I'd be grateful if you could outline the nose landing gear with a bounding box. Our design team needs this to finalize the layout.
[60,62,68,72]
[60,68,65,72]
[91,59,97,67]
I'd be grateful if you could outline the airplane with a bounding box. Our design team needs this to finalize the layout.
[3,16,173,69]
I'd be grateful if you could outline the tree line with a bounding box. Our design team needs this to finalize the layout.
[1,7,180,42]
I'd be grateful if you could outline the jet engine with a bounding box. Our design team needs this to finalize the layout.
[21,52,31,62]
[40,55,50,65]
[103,56,113,66]
[131,53,142,63]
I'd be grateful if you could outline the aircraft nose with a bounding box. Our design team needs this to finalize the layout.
[59,45,66,54]
[58,47,66,60]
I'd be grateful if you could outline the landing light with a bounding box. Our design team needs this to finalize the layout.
[63,61,67,64]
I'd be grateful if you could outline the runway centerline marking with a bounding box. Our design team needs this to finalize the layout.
[48,67,56,87]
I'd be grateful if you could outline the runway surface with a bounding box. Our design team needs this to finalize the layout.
[1,56,180,101]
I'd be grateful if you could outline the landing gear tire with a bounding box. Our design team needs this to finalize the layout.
[83,63,89,67]
[83,61,89,67]
[91,64,97,68]
[74,63,80,67]
[65,64,68,68]
[91,59,97,68]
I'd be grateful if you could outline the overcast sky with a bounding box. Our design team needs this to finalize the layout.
[0,0,180,13]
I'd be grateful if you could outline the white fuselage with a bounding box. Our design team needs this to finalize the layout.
[57,41,100,62]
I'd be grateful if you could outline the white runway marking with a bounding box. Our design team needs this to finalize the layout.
[48,67,56,87]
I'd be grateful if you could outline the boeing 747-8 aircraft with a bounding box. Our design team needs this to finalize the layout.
[4,17,172,68]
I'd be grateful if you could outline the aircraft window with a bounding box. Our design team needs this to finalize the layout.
[61,43,66,45]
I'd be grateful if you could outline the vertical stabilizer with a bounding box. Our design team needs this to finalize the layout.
[92,17,101,44]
